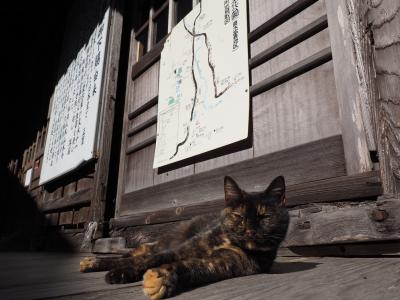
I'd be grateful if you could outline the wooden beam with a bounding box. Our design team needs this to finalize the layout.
[285,196,400,246]
[41,188,92,213]
[126,136,157,155]
[128,95,158,120]
[248,0,320,43]
[127,115,157,137]
[113,197,400,249]
[326,0,373,175]
[89,0,125,238]
[250,47,332,97]
[131,39,165,80]
[249,15,328,69]
[112,171,381,228]
[368,0,400,195]
[119,135,347,216]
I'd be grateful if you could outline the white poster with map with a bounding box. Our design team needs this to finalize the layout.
[40,9,110,185]
[154,0,249,168]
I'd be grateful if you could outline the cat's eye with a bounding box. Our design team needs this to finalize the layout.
[232,212,243,218]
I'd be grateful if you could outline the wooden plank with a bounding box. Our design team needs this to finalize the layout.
[127,96,158,120]
[249,15,328,69]
[368,0,400,195]
[73,206,90,225]
[112,171,381,228]
[281,241,400,257]
[250,0,328,73]
[89,0,125,239]
[131,39,164,80]
[127,115,157,137]
[1,253,400,300]
[131,61,160,113]
[248,0,320,43]
[253,62,340,156]
[126,135,157,155]
[285,197,400,246]
[59,211,74,225]
[194,147,253,174]
[64,182,77,196]
[119,135,346,216]
[77,176,94,191]
[45,213,59,226]
[250,47,332,97]
[124,145,156,194]
[325,0,373,175]
[126,124,157,150]
[41,188,92,213]
[125,57,338,157]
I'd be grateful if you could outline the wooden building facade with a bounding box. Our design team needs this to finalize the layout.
[7,0,400,253]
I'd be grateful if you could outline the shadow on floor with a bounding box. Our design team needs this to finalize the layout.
[0,166,74,251]
[269,261,320,274]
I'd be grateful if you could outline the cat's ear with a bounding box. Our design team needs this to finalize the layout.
[224,176,242,206]
[265,176,286,206]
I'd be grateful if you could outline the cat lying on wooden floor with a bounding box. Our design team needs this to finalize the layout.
[80,176,289,300]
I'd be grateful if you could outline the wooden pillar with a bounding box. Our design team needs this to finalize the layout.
[326,0,374,175]
[89,0,124,239]
[367,0,400,196]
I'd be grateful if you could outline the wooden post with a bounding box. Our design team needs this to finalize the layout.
[148,7,155,51]
[168,0,176,32]
[367,0,400,196]
[325,0,374,175]
[88,0,124,240]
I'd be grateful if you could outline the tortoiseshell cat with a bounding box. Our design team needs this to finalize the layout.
[80,176,289,299]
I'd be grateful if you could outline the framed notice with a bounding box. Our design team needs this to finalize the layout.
[154,0,249,168]
[39,9,110,185]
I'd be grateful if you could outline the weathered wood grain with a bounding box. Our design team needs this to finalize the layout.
[368,0,400,195]
[248,0,319,41]
[285,197,400,246]
[89,0,125,239]
[1,252,400,300]
[326,0,373,175]
[119,135,346,216]
[130,61,160,113]
[131,41,164,80]
[249,15,328,69]
[250,0,326,58]
[124,145,155,194]
[112,171,381,228]
[253,61,340,156]
[115,24,141,218]
[41,188,92,213]
[126,124,157,150]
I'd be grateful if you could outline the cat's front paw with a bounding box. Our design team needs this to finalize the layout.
[80,256,98,272]
[143,267,177,300]
[105,267,140,284]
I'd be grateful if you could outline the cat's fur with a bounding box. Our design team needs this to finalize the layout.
[80,176,289,300]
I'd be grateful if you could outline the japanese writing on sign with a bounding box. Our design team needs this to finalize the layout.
[40,9,110,185]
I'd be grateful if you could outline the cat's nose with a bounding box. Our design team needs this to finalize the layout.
[245,229,256,236]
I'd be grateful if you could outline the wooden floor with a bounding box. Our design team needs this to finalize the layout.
[0,252,399,300]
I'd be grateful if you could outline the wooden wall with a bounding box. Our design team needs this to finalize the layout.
[114,0,380,234]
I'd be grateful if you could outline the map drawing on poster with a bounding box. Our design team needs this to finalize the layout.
[153,0,249,168]
[39,9,110,185]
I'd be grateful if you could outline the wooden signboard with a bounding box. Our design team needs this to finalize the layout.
[154,0,250,168]
[40,9,110,185]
